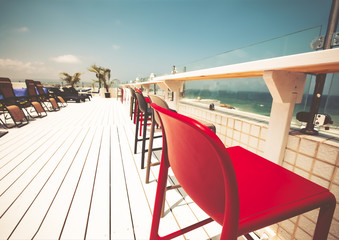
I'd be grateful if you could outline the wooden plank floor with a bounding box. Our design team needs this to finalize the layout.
[0,97,228,240]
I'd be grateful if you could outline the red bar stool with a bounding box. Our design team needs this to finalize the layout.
[150,103,336,240]
[128,88,137,122]
[134,92,161,169]
[121,88,124,103]
[146,95,216,184]
[135,88,151,136]
[145,95,172,184]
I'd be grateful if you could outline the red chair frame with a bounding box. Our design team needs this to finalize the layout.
[150,103,336,240]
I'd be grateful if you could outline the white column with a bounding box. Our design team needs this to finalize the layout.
[263,70,306,164]
[164,80,184,110]
[157,82,169,101]
[143,85,150,95]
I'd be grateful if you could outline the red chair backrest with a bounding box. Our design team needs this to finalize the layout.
[135,92,148,113]
[151,103,240,239]
[134,88,142,94]
[148,95,170,125]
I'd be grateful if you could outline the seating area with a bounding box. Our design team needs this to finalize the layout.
[0,77,42,129]
[126,88,336,240]
[0,87,337,239]
[0,78,92,136]
[25,79,59,112]
[1,97,225,239]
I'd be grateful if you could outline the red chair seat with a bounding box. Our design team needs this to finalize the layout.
[226,146,330,235]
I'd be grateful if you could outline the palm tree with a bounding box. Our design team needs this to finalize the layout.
[60,72,82,87]
[88,64,112,93]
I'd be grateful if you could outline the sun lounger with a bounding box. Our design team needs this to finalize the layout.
[61,87,87,103]
[25,79,59,112]
[0,77,46,120]
[34,81,67,108]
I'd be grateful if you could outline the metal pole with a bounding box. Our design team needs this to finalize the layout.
[301,0,339,135]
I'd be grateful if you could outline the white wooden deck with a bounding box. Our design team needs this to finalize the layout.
[0,97,225,240]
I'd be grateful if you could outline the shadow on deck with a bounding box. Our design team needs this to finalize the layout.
[0,97,223,240]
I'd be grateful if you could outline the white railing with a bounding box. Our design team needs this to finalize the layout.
[121,48,339,165]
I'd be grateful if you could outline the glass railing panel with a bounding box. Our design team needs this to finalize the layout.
[177,26,322,72]
[291,73,339,129]
[178,26,339,130]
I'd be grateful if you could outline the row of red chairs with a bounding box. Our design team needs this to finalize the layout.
[125,88,336,239]
[128,88,161,170]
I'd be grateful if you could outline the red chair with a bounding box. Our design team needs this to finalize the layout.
[134,88,151,136]
[150,103,336,240]
[119,88,124,103]
[135,88,151,103]
[145,95,174,184]
[146,95,216,184]
[128,88,137,122]
[134,92,161,169]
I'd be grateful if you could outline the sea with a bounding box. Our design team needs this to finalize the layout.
[184,89,339,128]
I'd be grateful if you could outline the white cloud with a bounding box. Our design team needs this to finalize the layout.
[112,45,121,50]
[0,58,48,79]
[0,58,44,72]
[51,54,80,63]
[15,27,29,33]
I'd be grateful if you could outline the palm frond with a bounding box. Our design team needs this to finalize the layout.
[88,64,112,92]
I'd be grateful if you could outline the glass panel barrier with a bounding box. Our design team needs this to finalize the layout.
[172,26,339,130]
[177,26,322,72]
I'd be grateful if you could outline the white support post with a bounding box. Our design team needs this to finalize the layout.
[164,80,184,110]
[263,70,306,164]
[157,82,169,101]
[143,85,150,95]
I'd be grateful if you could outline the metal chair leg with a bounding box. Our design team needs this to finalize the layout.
[134,108,140,154]
[146,117,156,183]
[130,97,134,120]
[313,194,336,239]
[141,112,148,169]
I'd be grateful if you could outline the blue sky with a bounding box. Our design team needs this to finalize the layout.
[0,0,333,85]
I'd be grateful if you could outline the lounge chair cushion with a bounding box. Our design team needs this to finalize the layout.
[49,98,58,109]
[57,96,66,104]
[31,101,45,113]
[7,105,25,122]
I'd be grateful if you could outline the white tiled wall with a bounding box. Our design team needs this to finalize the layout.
[178,103,268,156]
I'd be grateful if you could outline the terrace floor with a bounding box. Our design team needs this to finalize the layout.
[0,97,228,240]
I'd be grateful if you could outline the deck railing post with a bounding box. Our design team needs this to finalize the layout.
[164,80,184,111]
[263,70,306,164]
[157,82,169,101]
[143,85,150,95]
